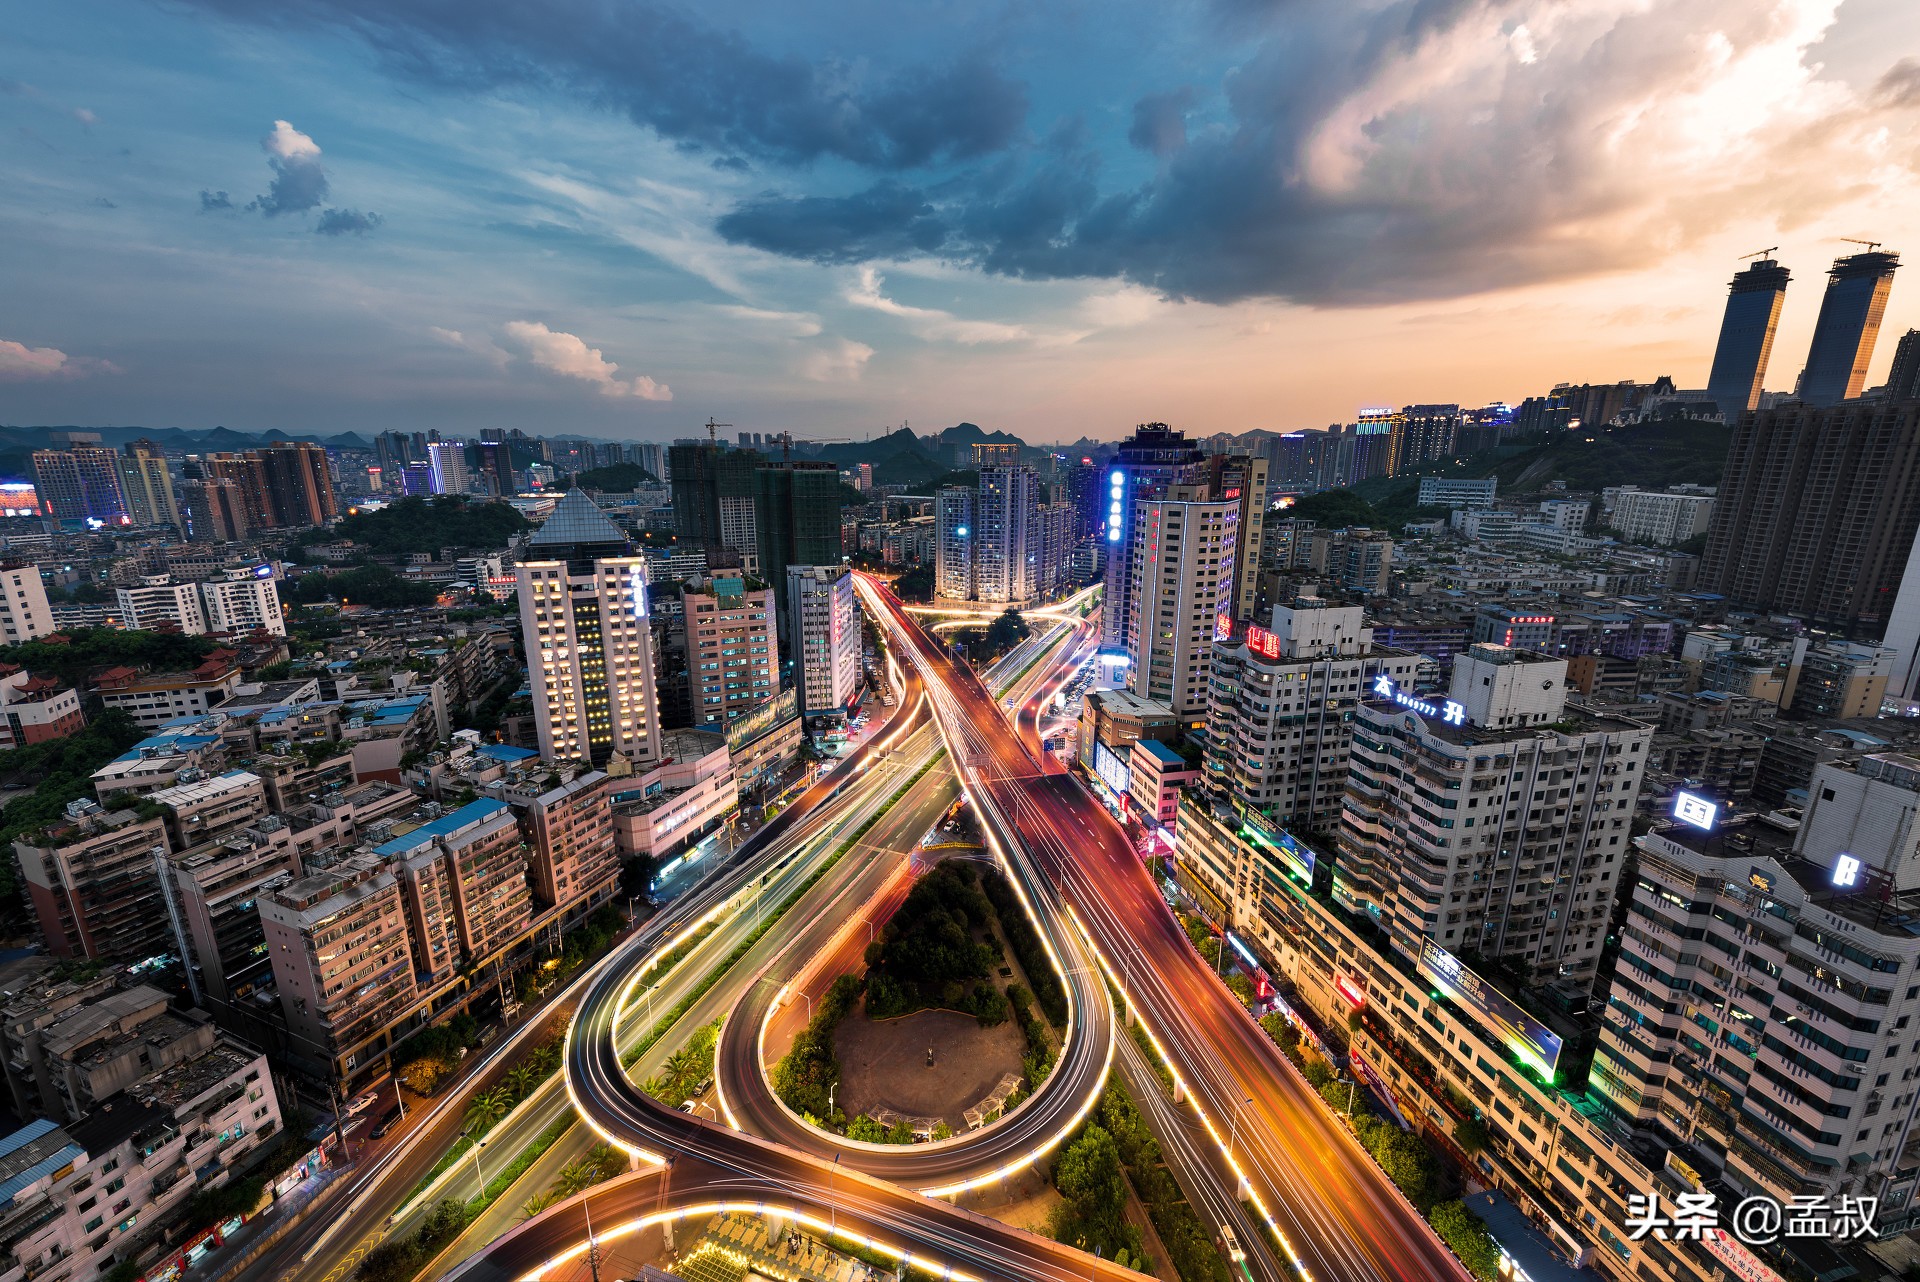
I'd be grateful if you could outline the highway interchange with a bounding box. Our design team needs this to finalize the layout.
[288,581,1469,1282]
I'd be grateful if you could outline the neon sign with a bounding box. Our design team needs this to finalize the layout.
[1371,673,1464,726]
[1673,791,1717,831]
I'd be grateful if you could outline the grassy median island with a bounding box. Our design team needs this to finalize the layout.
[771,860,1064,1140]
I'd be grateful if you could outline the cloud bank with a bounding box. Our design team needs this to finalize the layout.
[162,0,1920,305]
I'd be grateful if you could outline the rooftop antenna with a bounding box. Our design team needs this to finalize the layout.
[1839,238,1884,253]
[1738,247,1779,261]
[704,417,731,447]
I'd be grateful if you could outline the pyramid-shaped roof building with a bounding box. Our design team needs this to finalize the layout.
[526,488,633,565]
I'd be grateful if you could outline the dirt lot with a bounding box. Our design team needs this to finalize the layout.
[832,1001,1025,1129]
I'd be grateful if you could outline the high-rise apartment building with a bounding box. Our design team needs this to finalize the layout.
[1126,488,1237,722]
[974,463,1039,604]
[1036,500,1077,600]
[935,487,974,601]
[258,441,338,529]
[1101,425,1208,651]
[14,802,173,964]
[31,446,128,525]
[1336,643,1652,989]
[1199,452,1269,622]
[116,577,206,634]
[516,489,663,768]
[474,439,513,496]
[787,564,860,716]
[1205,598,1425,829]
[0,564,53,644]
[199,566,286,635]
[683,574,778,730]
[1398,404,1463,466]
[1609,489,1715,546]
[1799,249,1899,407]
[753,463,843,617]
[261,854,417,1076]
[1706,256,1791,416]
[371,800,532,962]
[117,440,181,529]
[1887,327,1920,402]
[1699,397,1920,635]
[1306,527,1393,595]
[502,770,618,912]
[668,443,765,572]
[1593,755,1920,1213]
[178,476,250,542]
[114,569,285,638]
[427,440,471,495]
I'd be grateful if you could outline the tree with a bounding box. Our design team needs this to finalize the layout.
[1430,1201,1501,1282]
[462,1088,511,1134]
[553,1160,598,1197]
[1051,1125,1133,1257]
[355,1240,421,1282]
[505,1062,543,1102]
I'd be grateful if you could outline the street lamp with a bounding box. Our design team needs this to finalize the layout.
[461,1126,490,1196]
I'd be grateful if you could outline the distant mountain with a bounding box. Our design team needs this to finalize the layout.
[0,424,377,452]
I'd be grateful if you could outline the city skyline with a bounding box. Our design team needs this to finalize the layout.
[3,0,1920,439]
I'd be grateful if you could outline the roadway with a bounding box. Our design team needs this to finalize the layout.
[860,573,1470,1282]
[245,645,942,1282]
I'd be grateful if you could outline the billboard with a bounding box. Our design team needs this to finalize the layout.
[1092,740,1131,796]
[726,688,799,755]
[1417,939,1563,1078]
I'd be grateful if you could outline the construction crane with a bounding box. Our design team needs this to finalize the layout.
[1840,238,1885,253]
[1739,246,1779,261]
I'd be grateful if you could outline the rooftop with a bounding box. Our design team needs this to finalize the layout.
[0,1120,82,1211]
[372,798,512,855]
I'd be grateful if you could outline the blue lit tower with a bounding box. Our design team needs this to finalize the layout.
[1705,256,1790,417]
[1799,248,1899,407]
[1099,425,1207,651]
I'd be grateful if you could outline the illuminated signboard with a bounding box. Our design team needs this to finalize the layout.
[1371,674,1465,726]
[1672,791,1717,831]
[1239,812,1314,885]
[1418,940,1562,1078]
[1833,855,1864,888]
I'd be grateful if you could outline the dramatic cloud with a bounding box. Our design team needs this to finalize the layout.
[248,119,329,216]
[0,339,120,382]
[718,0,1920,305]
[181,0,1027,170]
[503,321,671,399]
[315,207,384,235]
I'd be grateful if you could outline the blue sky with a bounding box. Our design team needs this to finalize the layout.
[3,0,1919,442]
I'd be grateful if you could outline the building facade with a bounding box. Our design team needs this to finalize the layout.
[787,565,860,717]
[516,490,663,769]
